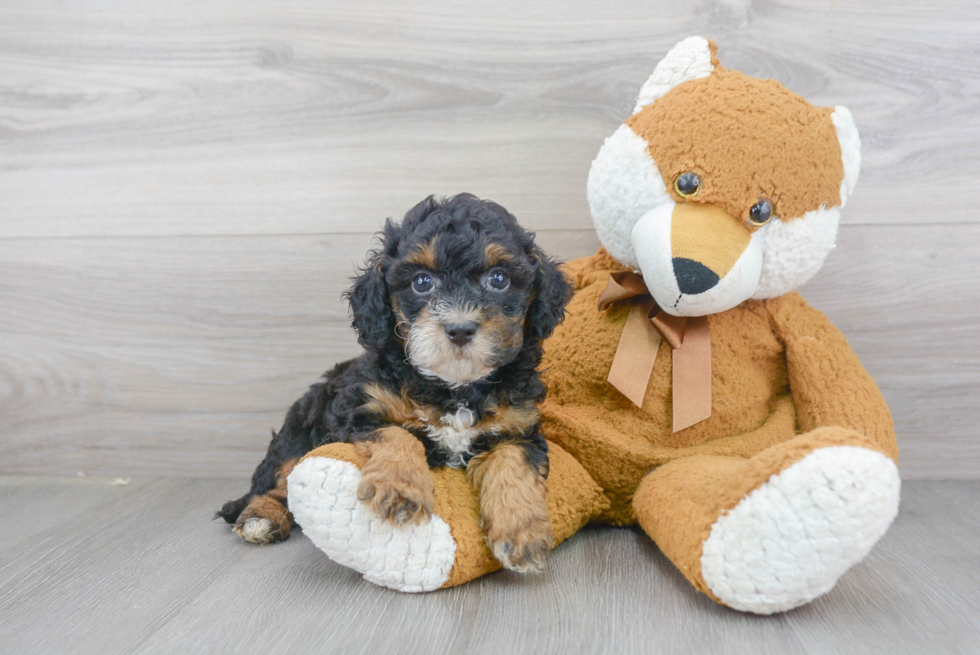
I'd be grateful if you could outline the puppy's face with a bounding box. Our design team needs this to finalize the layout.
[348,195,570,387]
[390,230,531,386]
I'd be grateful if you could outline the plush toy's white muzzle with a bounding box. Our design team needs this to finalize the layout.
[631,203,764,317]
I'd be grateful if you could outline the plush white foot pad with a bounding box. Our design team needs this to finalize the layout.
[700,446,901,614]
[287,457,456,592]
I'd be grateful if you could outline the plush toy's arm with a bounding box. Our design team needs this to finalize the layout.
[558,250,626,293]
[764,292,898,461]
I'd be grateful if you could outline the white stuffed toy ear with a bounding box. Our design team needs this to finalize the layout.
[633,36,717,113]
[831,106,861,207]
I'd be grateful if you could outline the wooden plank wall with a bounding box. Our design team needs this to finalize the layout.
[1,0,977,479]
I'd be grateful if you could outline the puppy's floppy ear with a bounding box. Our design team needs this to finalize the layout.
[526,248,573,344]
[346,219,400,350]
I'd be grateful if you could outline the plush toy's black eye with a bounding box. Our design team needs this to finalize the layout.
[412,272,436,294]
[675,172,701,197]
[749,199,774,226]
[486,270,510,291]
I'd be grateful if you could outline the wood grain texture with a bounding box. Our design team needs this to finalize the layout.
[0,226,977,479]
[0,476,977,654]
[1,0,978,480]
[1,0,978,238]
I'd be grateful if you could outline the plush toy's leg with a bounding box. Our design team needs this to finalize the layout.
[287,440,607,592]
[632,427,900,614]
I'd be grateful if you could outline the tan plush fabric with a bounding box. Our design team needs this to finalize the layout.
[535,250,898,600]
[627,68,844,223]
[765,292,899,460]
[540,252,897,523]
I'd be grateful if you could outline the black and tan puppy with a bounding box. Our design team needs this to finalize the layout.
[217,194,572,572]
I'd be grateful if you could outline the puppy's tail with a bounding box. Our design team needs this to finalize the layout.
[215,493,251,524]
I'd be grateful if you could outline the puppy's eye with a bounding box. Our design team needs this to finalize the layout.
[748,198,774,226]
[412,272,435,294]
[486,270,510,291]
[675,172,701,197]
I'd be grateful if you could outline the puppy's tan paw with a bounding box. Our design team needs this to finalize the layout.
[469,442,554,573]
[486,512,554,573]
[357,469,435,526]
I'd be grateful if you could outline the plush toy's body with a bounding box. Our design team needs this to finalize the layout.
[535,253,899,612]
[286,37,900,614]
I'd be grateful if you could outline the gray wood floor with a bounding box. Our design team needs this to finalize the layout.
[2,0,979,479]
[0,475,977,654]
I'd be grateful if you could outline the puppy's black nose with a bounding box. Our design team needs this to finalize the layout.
[445,322,478,346]
[673,258,720,295]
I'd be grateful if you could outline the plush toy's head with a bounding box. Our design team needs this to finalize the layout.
[588,36,861,317]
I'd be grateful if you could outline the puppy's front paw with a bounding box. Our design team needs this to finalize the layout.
[357,467,435,526]
[486,511,554,573]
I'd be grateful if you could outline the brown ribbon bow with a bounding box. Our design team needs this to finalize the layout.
[598,272,712,432]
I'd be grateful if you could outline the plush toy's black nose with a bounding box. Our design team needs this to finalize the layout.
[445,322,478,346]
[673,258,720,295]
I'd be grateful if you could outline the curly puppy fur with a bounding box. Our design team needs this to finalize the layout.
[467,443,554,573]
[217,194,572,571]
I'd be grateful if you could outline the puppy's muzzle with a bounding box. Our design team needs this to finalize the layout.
[445,321,478,347]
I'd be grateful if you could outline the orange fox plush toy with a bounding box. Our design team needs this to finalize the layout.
[285,37,900,614]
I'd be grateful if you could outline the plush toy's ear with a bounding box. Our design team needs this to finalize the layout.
[525,249,573,345]
[831,105,862,207]
[345,220,400,351]
[633,36,719,113]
